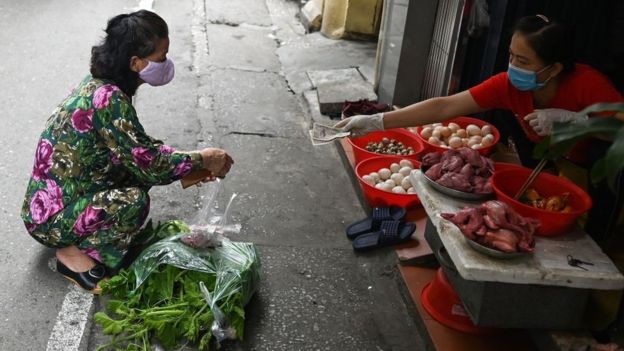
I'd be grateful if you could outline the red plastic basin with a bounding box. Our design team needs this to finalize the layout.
[347,129,424,164]
[421,268,497,335]
[491,167,593,237]
[414,116,500,155]
[493,162,524,173]
[355,156,422,209]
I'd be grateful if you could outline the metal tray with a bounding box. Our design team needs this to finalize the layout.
[418,165,494,201]
[464,236,530,259]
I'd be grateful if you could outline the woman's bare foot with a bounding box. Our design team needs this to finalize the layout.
[56,246,96,272]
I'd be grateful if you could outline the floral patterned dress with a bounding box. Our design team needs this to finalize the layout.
[21,75,203,269]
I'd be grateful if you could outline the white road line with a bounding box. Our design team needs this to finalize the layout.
[45,285,94,351]
[191,0,208,73]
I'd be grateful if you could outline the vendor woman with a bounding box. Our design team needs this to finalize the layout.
[336,14,623,240]
[20,10,233,294]
[337,14,624,342]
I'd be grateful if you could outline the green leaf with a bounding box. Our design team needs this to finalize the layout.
[154,220,190,239]
[94,312,125,335]
[604,127,624,191]
[199,331,213,351]
[578,102,624,116]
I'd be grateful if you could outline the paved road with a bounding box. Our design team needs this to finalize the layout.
[0,1,427,350]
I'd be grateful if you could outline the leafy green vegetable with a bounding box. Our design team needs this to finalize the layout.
[95,220,260,350]
[96,265,218,350]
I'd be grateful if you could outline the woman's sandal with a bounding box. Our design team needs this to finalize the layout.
[56,260,107,295]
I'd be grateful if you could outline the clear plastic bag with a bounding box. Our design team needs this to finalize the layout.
[129,180,261,344]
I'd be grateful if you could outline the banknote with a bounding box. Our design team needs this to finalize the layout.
[309,123,350,145]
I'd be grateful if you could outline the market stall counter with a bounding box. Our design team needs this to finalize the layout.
[411,170,624,329]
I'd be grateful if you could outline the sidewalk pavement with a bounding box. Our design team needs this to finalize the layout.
[84,0,428,350]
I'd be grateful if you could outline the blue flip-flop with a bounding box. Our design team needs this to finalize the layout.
[352,220,415,251]
[346,207,407,240]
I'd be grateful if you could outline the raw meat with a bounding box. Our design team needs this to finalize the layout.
[437,173,472,192]
[422,148,494,194]
[425,163,444,180]
[441,200,539,253]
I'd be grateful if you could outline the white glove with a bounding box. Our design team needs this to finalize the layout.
[523,109,588,136]
[333,113,385,137]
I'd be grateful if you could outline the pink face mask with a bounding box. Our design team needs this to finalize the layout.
[139,58,175,86]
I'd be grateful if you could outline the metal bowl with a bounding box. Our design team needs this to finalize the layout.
[464,236,531,259]
[420,165,494,201]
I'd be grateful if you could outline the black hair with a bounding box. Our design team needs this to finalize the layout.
[513,15,575,73]
[90,10,168,96]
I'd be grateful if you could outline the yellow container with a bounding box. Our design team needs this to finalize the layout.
[321,0,383,40]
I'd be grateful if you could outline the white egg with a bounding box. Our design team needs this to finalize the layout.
[457,129,468,138]
[399,159,414,168]
[481,134,495,146]
[469,135,482,144]
[448,122,460,132]
[420,127,433,139]
[407,187,417,194]
[362,175,375,186]
[440,126,452,137]
[378,168,391,180]
[448,136,462,149]
[369,172,380,182]
[481,125,492,136]
[466,124,481,136]
[432,123,443,127]
[471,144,482,150]
[390,163,401,173]
[432,130,442,139]
[384,179,396,187]
[462,138,469,147]
[401,177,412,190]
[428,136,441,145]
[392,186,407,194]
[375,183,391,192]
[467,138,480,147]
[390,173,404,184]
[399,166,412,176]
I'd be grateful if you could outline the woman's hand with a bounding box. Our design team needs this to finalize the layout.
[524,109,588,136]
[199,148,234,177]
[333,113,385,137]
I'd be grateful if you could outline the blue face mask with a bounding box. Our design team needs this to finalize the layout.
[507,63,552,91]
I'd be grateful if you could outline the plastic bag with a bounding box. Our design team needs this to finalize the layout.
[129,180,261,344]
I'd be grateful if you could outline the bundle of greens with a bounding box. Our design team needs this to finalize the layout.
[95,220,260,350]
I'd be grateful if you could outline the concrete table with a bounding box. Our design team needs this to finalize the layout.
[411,170,624,291]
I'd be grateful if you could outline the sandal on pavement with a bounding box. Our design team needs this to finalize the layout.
[56,260,107,295]
[352,220,415,251]
[346,207,407,240]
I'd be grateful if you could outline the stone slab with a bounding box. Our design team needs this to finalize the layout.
[205,0,272,26]
[411,171,624,290]
[205,24,280,72]
[310,68,377,116]
[300,0,323,32]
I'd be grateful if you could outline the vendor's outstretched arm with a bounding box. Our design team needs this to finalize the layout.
[383,91,486,129]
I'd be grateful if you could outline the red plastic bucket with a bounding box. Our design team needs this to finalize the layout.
[421,268,497,335]
[491,167,593,236]
[347,129,424,164]
[414,116,500,155]
[354,156,422,209]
